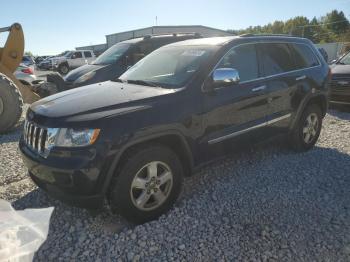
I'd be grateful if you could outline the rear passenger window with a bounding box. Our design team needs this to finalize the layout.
[152,39,173,50]
[290,43,320,69]
[84,51,92,58]
[218,44,258,82]
[259,43,294,76]
[138,42,153,55]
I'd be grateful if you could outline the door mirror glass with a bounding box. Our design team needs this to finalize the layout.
[212,68,240,87]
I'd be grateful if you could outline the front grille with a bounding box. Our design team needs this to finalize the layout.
[24,120,48,157]
[330,74,350,90]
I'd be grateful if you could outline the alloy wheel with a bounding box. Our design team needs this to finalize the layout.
[130,161,173,211]
[302,113,319,144]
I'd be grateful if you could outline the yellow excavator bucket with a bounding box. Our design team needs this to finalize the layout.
[0,23,40,104]
[0,23,40,133]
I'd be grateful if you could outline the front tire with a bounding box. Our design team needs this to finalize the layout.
[289,104,323,152]
[58,63,69,75]
[109,144,183,224]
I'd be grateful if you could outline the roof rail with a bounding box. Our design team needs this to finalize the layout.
[143,32,201,40]
[240,33,295,37]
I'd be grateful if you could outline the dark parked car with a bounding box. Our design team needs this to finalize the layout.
[318,47,328,63]
[20,35,330,223]
[52,33,202,91]
[35,56,50,65]
[21,55,35,67]
[37,56,54,70]
[329,51,350,106]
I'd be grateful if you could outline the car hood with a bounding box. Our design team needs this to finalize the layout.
[30,81,177,121]
[64,64,105,82]
[330,64,350,75]
[51,56,65,61]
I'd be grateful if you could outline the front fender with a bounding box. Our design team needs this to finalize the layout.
[100,129,194,194]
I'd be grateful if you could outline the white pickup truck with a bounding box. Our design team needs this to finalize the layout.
[51,50,95,75]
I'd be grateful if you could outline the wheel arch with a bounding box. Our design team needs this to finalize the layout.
[101,131,194,194]
[290,93,328,131]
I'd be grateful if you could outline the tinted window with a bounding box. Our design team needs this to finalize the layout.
[259,43,294,76]
[84,51,92,58]
[152,39,174,49]
[73,52,82,58]
[92,43,130,65]
[138,42,153,55]
[290,43,320,69]
[217,44,258,82]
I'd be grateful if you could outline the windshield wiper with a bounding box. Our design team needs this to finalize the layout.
[112,78,126,83]
[126,79,159,87]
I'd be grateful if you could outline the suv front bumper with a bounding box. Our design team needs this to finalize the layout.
[19,138,107,209]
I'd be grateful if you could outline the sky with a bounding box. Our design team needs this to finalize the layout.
[1,0,349,55]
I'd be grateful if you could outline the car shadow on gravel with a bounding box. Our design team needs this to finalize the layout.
[10,136,350,261]
[0,122,24,144]
[328,108,350,120]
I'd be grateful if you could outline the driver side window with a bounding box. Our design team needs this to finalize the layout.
[218,44,258,82]
[72,52,82,59]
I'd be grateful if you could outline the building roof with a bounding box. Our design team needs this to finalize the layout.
[105,25,232,37]
[168,36,238,46]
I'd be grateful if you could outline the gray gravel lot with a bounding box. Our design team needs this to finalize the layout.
[1,107,350,261]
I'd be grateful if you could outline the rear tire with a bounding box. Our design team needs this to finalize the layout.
[289,104,322,152]
[109,144,183,224]
[0,73,23,133]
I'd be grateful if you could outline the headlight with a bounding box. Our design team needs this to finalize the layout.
[75,71,96,84]
[45,128,100,149]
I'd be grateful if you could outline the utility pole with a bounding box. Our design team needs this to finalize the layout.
[155,16,158,26]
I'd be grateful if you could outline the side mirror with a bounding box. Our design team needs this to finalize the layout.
[213,68,240,87]
[330,59,337,64]
[203,68,240,93]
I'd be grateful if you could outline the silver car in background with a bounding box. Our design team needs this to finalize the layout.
[14,64,37,86]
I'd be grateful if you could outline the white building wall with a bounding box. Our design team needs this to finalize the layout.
[105,26,232,48]
[315,43,344,62]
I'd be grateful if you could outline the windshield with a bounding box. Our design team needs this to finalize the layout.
[63,51,72,58]
[119,46,214,88]
[339,51,350,65]
[93,43,131,65]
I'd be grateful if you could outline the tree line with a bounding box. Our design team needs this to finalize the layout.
[228,10,350,43]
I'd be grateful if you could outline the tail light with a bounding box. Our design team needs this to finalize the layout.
[21,67,33,74]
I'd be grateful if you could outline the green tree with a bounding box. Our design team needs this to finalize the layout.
[284,16,310,38]
[270,21,284,34]
[324,10,350,35]
[226,9,350,43]
[24,51,33,56]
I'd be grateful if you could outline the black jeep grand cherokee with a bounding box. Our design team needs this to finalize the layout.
[20,36,330,223]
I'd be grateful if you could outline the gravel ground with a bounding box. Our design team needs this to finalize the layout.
[1,107,350,261]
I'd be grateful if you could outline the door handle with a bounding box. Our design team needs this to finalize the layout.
[252,85,266,92]
[296,75,306,81]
